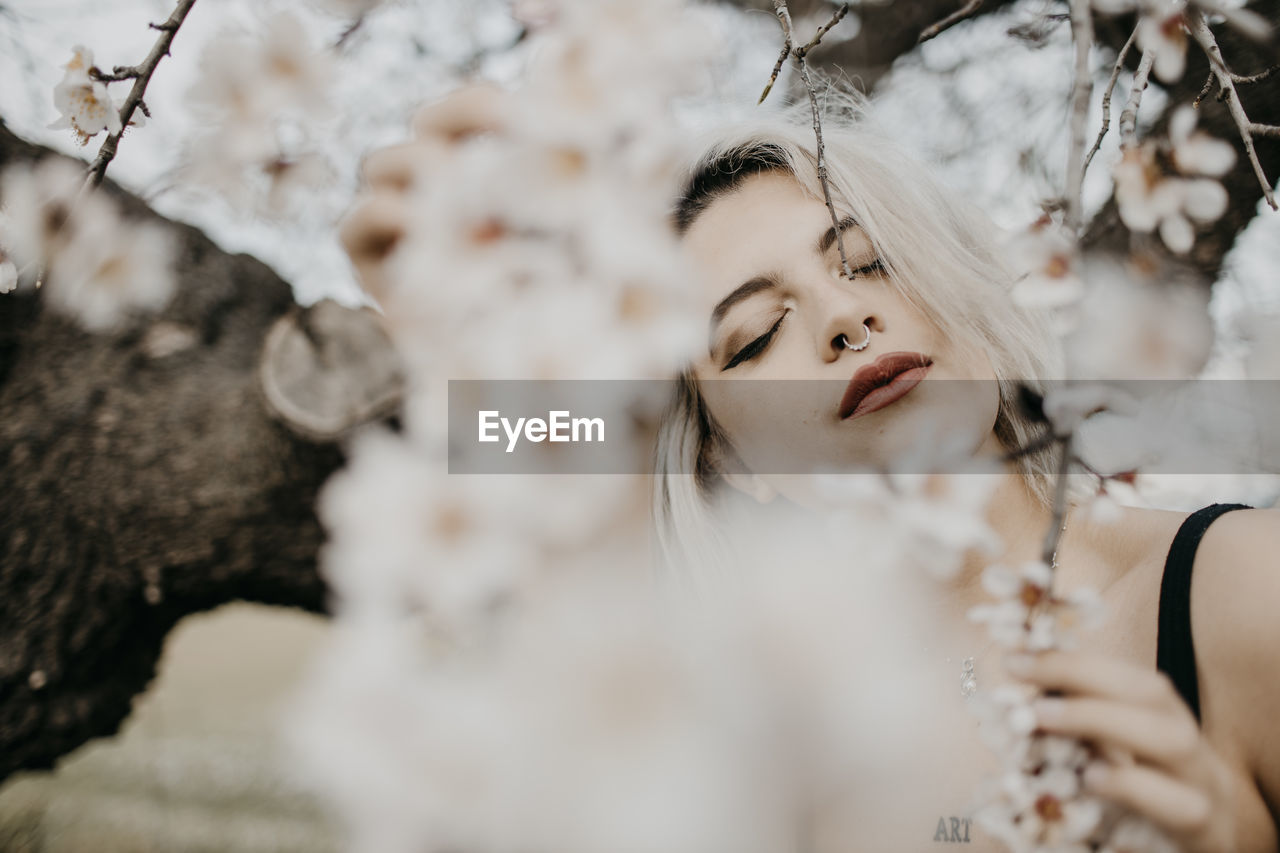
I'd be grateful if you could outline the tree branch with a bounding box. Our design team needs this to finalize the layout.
[1065,0,1095,233]
[761,1,856,278]
[1118,48,1155,145]
[85,0,198,189]
[919,0,984,45]
[1186,6,1278,210]
[1083,26,1138,180]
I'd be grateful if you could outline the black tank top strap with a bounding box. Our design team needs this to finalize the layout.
[1156,502,1253,724]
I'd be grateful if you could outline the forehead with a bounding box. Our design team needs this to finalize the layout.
[680,170,835,305]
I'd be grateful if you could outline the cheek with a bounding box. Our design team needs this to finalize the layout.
[698,379,835,472]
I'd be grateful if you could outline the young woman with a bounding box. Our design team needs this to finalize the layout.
[652,103,1280,853]
[339,89,1280,853]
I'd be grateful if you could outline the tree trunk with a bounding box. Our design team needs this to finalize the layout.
[0,121,350,783]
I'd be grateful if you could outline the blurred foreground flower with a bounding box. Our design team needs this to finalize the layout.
[1113,107,1235,254]
[182,11,336,216]
[0,158,175,330]
[968,559,1106,651]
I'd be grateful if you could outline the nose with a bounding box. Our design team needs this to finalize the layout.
[816,291,880,362]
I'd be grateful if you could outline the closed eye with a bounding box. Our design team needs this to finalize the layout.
[723,312,786,371]
[846,258,885,278]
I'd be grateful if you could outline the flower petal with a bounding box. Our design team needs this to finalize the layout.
[1159,214,1194,253]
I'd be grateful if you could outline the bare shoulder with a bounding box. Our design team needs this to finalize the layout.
[1193,505,1280,638]
[1189,506,1280,789]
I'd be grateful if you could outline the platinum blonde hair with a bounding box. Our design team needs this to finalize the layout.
[652,91,1071,585]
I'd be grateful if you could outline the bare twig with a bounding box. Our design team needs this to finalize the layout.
[760,1,855,278]
[1118,48,1154,145]
[85,0,199,189]
[1194,70,1216,108]
[1186,7,1277,210]
[799,60,854,279]
[1065,0,1094,233]
[919,0,984,45]
[1231,64,1280,85]
[758,4,795,105]
[1250,123,1280,139]
[800,4,849,55]
[1083,26,1138,183]
[88,65,142,83]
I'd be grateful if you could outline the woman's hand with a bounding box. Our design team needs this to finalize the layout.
[338,84,508,301]
[1006,649,1239,853]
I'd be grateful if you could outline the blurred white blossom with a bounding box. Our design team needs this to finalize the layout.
[1114,107,1235,254]
[181,11,336,217]
[968,559,1106,650]
[1138,1,1189,84]
[1168,106,1236,177]
[44,214,175,331]
[1006,216,1085,321]
[0,158,175,330]
[1063,260,1213,379]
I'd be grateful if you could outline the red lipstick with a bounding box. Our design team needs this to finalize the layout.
[838,351,933,420]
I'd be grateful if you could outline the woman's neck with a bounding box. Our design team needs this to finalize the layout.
[945,470,1069,617]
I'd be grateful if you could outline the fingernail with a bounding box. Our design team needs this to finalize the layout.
[1032,697,1064,722]
[1005,653,1035,676]
[1083,761,1110,789]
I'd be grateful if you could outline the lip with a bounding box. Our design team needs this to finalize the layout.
[838,351,933,420]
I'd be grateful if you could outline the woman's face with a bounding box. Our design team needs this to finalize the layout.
[681,170,1004,506]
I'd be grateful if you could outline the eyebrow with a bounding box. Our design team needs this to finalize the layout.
[817,215,858,255]
[707,216,860,356]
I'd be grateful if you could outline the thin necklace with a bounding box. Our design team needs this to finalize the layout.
[959,515,1069,699]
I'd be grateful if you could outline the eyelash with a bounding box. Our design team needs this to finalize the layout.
[722,258,886,371]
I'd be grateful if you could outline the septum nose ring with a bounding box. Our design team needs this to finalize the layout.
[839,323,872,352]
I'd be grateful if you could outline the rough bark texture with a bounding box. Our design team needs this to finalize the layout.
[0,121,347,783]
[1,0,1277,785]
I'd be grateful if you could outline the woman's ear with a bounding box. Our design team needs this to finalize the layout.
[720,471,778,505]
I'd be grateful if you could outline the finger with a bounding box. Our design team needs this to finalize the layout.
[1033,695,1201,771]
[1004,650,1180,709]
[411,83,508,143]
[1082,760,1213,838]
[358,141,441,192]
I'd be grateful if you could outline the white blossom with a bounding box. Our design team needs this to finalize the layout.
[969,560,1107,650]
[42,215,175,331]
[263,152,337,217]
[1063,263,1212,379]
[812,463,1004,581]
[1041,382,1140,433]
[181,12,334,215]
[1007,217,1085,313]
[49,45,121,144]
[1113,107,1234,254]
[0,158,175,331]
[318,427,528,630]
[1168,105,1236,177]
[1136,1,1189,84]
